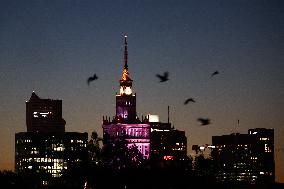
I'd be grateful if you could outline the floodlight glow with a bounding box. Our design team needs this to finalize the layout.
[148,114,159,122]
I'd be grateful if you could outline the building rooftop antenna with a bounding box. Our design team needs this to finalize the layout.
[236,118,240,133]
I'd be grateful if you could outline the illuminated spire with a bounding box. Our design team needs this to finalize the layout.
[119,35,133,95]
[124,35,128,70]
[121,35,132,81]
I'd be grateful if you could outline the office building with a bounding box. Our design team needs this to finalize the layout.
[26,92,66,132]
[15,92,88,185]
[211,128,275,184]
[149,114,187,162]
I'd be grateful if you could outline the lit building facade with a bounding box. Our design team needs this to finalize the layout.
[102,36,150,159]
[15,132,88,178]
[15,92,88,184]
[211,128,275,184]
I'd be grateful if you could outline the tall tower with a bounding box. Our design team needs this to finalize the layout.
[102,36,150,160]
[116,35,137,123]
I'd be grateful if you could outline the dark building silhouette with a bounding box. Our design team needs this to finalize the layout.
[248,128,275,183]
[102,36,150,159]
[15,92,88,186]
[148,114,187,162]
[26,91,66,132]
[211,128,275,184]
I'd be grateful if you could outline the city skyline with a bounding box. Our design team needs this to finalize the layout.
[0,0,283,183]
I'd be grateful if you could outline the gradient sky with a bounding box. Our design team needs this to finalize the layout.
[0,0,283,183]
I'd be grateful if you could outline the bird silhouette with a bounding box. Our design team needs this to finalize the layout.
[197,118,211,126]
[211,71,219,78]
[184,98,196,105]
[156,72,169,82]
[87,74,98,86]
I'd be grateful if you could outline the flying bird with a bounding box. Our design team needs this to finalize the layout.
[184,98,196,105]
[197,118,211,126]
[156,71,169,82]
[87,74,98,86]
[211,71,219,78]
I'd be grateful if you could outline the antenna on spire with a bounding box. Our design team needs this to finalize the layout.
[124,35,128,69]
[168,105,170,123]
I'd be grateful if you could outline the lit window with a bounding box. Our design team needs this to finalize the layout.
[42,181,48,185]
[164,156,173,160]
[264,144,272,152]
[33,112,38,117]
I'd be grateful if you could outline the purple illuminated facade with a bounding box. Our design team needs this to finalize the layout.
[102,36,150,159]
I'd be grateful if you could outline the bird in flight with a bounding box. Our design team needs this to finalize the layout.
[197,118,211,126]
[156,71,169,82]
[211,70,219,78]
[184,98,196,105]
[87,74,98,86]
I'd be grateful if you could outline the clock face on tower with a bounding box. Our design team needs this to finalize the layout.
[125,87,132,95]
[120,86,132,95]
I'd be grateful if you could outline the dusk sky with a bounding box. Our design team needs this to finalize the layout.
[0,0,283,183]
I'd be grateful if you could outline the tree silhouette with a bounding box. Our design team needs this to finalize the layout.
[87,130,103,163]
[194,154,217,178]
[0,170,25,189]
[101,139,146,170]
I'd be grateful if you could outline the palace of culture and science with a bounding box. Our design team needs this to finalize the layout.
[14,36,275,188]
